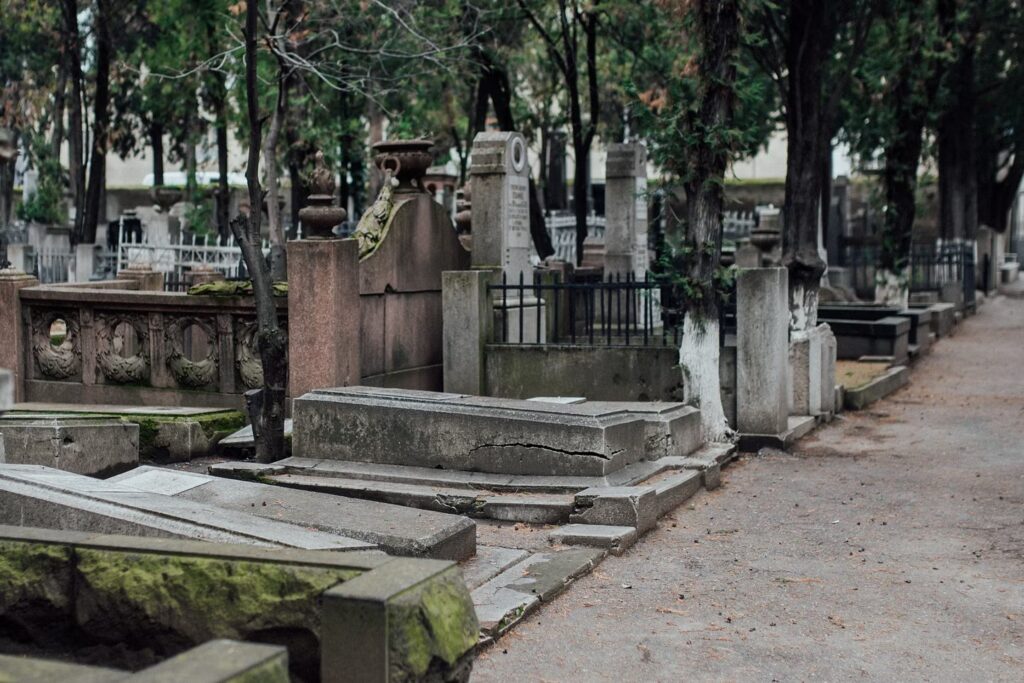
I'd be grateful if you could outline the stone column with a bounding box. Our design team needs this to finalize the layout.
[737,267,789,435]
[0,269,39,402]
[74,243,96,283]
[442,270,494,395]
[604,143,648,277]
[287,238,361,398]
[469,132,532,281]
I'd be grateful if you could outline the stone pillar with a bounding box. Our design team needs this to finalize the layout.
[74,243,96,283]
[6,244,32,273]
[604,143,648,277]
[0,269,39,402]
[442,270,494,395]
[737,267,789,435]
[789,323,837,417]
[469,132,532,281]
[116,264,164,291]
[287,238,361,398]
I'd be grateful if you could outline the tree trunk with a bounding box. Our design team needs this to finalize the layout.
[678,0,740,443]
[215,103,229,242]
[63,0,85,240]
[782,0,832,333]
[938,44,977,246]
[81,0,112,246]
[264,75,287,281]
[50,65,67,163]
[233,0,287,464]
[150,123,164,187]
[571,144,588,266]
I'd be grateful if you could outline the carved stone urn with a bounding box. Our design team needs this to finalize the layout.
[151,185,183,214]
[298,151,347,239]
[372,140,434,194]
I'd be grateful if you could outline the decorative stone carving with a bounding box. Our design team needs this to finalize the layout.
[96,313,150,384]
[165,316,219,388]
[235,320,264,389]
[298,151,347,239]
[31,310,81,381]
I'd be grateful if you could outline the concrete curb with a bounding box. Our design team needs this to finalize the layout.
[843,366,910,410]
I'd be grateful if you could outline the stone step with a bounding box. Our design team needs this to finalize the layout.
[549,524,637,555]
[0,465,377,552]
[292,386,701,477]
[459,545,530,591]
[109,466,476,561]
[256,472,575,525]
[471,548,604,640]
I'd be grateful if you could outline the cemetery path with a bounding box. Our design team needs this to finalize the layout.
[472,295,1024,682]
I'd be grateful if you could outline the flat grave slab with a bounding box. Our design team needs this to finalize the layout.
[549,524,637,555]
[110,466,475,561]
[0,464,375,552]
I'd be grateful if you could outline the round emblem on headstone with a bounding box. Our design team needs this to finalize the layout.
[511,137,526,173]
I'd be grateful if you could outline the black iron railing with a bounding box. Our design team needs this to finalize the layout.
[489,272,683,347]
[841,244,975,299]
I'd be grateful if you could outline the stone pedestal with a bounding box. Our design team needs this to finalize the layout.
[735,242,761,268]
[789,323,837,417]
[116,264,164,291]
[737,267,789,435]
[189,264,225,287]
[287,238,362,398]
[469,132,532,281]
[604,143,648,277]
[73,243,96,283]
[442,270,495,395]
[0,270,39,402]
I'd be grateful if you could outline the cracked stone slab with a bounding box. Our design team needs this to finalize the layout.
[471,548,604,637]
[0,465,375,552]
[571,486,658,533]
[111,466,476,561]
[293,387,655,476]
[460,545,530,590]
[549,524,637,555]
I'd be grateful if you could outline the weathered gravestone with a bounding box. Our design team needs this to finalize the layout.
[604,143,649,278]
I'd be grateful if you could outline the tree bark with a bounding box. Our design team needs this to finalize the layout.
[230,0,287,464]
[938,23,978,245]
[677,0,740,443]
[263,73,288,281]
[215,100,230,242]
[63,0,85,240]
[782,0,834,333]
[150,123,165,187]
[81,0,112,245]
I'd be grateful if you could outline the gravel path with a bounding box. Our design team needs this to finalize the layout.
[472,295,1024,682]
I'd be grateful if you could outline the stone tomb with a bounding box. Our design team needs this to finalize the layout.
[0,416,139,476]
[292,386,702,477]
[0,464,374,551]
[110,465,476,561]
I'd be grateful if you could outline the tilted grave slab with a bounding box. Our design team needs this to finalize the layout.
[0,464,375,551]
[109,466,475,561]
[0,416,138,476]
[293,386,701,477]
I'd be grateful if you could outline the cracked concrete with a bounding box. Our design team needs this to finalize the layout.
[473,295,1024,681]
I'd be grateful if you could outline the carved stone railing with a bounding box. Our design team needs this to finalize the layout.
[17,285,287,408]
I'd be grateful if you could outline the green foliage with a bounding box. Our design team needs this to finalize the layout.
[184,200,214,237]
[16,148,65,225]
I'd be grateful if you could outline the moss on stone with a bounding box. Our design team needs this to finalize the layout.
[75,549,360,644]
[387,570,479,681]
[0,541,74,614]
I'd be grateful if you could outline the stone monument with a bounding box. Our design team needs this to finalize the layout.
[604,143,648,278]
[469,132,532,281]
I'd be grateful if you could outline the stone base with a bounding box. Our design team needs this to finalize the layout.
[738,415,817,453]
[0,417,138,477]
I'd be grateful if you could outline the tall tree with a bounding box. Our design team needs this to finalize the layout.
[516,0,600,265]
[749,1,876,331]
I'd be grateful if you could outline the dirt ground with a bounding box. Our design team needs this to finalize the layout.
[472,295,1024,682]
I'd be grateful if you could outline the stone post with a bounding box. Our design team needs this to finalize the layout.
[604,143,648,277]
[116,264,164,291]
[737,267,789,435]
[287,238,361,398]
[0,269,39,402]
[789,323,837,417]
[74,243,96,283]
[469,132,532,281]
[442,270,494,395]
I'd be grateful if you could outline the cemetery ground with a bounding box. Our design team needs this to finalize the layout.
[473,294,1024,681]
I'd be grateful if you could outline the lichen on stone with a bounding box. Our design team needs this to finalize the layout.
[0,541,74,613]
[387,570,479,682]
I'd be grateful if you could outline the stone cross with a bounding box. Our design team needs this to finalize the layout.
[604,143,648,277]
[469,132,532,281]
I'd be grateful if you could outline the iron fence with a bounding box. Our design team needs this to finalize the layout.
[841,244,975,299]
[489,272,682,347]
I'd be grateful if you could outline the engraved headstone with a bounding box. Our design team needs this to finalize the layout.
[604,143,648,278]
[469,132,532,281]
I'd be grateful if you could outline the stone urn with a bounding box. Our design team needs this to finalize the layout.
[151,185,183,214]
[372,139,434,194]
[298,151,347,239]
[749,228,780,254]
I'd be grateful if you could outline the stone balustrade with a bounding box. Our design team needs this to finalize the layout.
[4,278,286,408]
